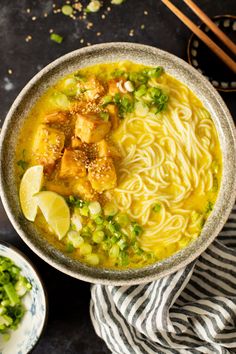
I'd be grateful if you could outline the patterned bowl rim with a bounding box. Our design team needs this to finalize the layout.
[0,240,48,353]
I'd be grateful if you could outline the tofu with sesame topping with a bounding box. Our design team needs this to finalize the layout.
[106,104,120,129]
[75,113,111,143]
[60,149,86,179]
[73,177,97,201]
[33,125,65,171]
[88,157,117,192]
[44,111,69,124]
[96,140,121,160]
[71,136,83,149]
[78,76,105,101]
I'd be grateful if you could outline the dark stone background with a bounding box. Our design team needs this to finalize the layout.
[0,1,235,353]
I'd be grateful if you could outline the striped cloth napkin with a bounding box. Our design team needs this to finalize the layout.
[90,204,236,354]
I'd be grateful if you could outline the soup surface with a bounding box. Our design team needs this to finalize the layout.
[16,61,222,269]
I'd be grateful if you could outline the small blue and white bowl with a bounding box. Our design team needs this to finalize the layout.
[0,241,47,354]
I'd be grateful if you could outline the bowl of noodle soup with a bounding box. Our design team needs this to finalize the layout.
[0,43,236,285]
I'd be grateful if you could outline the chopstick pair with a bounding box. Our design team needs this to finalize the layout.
[161,0,236,74]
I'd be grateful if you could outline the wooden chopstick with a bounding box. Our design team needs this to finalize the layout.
[161,0,236,74]
[184,0,236,56]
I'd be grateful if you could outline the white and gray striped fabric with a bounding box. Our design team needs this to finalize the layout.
[90,204,236,353]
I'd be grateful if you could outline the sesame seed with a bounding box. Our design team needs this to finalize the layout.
[8,69,13,75]
[87,42,91,46]
[49,29,54,33]
[44,13,48,17]
[129,29,134,37]
[80,38,84,43]
[87,22,93,29]
[107,6,111,11]
[74,3,82,11]
[144,10,148,15]
[26,8,31,13]
[141,24,145,29]
[32,16,37,21]
[96,32,101,36]
[101,14,105,19]
[25,35,32,42]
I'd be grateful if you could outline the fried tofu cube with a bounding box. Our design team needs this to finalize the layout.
[75,113,111,143]
[60,149,86,178]
[33,125,65,168]
[44,111,69,124]
[78,77,105,101]
[72,177,96,201]
[96,140,121,160]
[88,157,117,192]
[106,104,120,129]
[71,136,83,149]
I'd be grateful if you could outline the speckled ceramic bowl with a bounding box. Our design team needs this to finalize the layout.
[0,43,236,285]
[0,241,47,354]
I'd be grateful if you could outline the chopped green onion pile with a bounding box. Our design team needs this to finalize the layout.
[0,256,31,339]
[108,66,168,117]
[66,197,155,267]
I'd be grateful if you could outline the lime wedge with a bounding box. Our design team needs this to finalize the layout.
[19,165,44,222]
[36,191,70,240]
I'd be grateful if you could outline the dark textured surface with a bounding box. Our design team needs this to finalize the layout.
[0,1,235,353]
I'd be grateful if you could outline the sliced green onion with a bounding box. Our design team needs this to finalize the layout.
[99,112,110,121]
[119,251,129,266]
[147,66,164,78]
[109,244,120,259]
[111,0,125,4]
[102,95,113,106]
[93,230,105,243]
[85,253,100,266]
[80,205,89,216]
[131,222,143,237]
[61,78,77,96]
[86,0,101,12]
[50,33,63,44]
[79,243,92,256]
[94,216,104,225]
[117,238,128,250]
[205,201,213,213]
[135,84,147,98]
[15,276,32,297]
[50,92,70,109]
[67,231,84,248]
[107,221,120,234]
[88,201,101,216]
[104,202,118,217]
[3,283,19,306]
[153,204,161,213]
[65,243,74,253]
[62,5,73,16]
[71,213,83,232]
[115,213,130,227]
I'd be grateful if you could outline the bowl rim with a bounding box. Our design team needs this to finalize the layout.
[1,42,236,285]
[0,240,48,353]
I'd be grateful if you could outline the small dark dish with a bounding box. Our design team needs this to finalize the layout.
[187,15,236,92]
